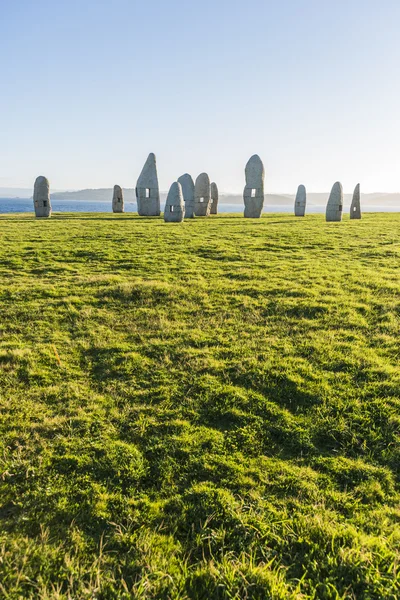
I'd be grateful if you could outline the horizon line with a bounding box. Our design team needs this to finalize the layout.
[2,187,400,196]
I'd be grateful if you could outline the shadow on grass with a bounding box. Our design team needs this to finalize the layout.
[82,346,139,384]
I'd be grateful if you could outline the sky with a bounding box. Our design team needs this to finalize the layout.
[1,0,400,193]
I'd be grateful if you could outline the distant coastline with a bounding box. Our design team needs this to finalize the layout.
[0,196,399,215]
[1,187,399,209]
[48,189,400,208]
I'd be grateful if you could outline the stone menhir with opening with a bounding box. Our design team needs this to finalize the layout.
[294,184,306,217]
[112,185,124,213]
[210,182,219,214]
[326,182,343,222]
[164,182,185,222]
[194,173,211,216]
[33,176,52,218]
[350,183,361,219]
[243,155,264,218]
[136,153,160,216]
[178,174,195,218]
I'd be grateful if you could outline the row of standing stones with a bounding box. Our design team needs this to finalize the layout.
[110,154,219,223]
[33,153,361,222]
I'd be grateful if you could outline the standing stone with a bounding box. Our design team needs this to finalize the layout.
[350,184,361,219]
[210,182,219,214]
[135,153,160,216]
[194,173,211,216]
[33,176,51,218]
[243,155,264,218]
[326,182,343,222]
[294,184,306,217]
[164,182,185,222]
[178,174,195,218]
[112,185,124,213]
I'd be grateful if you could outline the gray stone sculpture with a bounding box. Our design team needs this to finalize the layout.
[194,173,211,216]
[136,153,160,216]
[294,184,306,217]
[326,182,343,222]
[164,182,185,222]
[33,176,51,218]
[210,182,219,214]
[243,155,264,218]
[177,174,195,218]
[112,185,124,213]
[350,184,361,219]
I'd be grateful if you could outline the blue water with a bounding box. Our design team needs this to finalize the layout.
[0,198,398,214]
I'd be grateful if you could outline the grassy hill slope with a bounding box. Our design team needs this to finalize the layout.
[0,213,399,599]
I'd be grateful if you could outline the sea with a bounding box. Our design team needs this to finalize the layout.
[0,198,398,214]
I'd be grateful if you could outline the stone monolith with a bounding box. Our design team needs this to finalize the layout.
[33,176,51,218]
[194,173,211,216]
[164,182,185,222]
[136,153,160,216]
[294,184,306,217]
[210,182,219,214]
[243,155,264,218]
[350,184,361,219]
[326,182,343,222]
[112,185,124,213]
[178,173,195,218]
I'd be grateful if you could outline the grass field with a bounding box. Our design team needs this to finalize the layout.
[0,212,399,599]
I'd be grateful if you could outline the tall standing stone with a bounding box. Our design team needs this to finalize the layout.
[164,182,185,222]
[112,185,124,213]
[135,153,160,216]
[294,184,306,217]
[210,182,219,214]
[326,182,343,222]
[33,176,52,218]
[177,174,195,218]
[350,184,361,219]
[194,173,211,217]
[243,155,264,218]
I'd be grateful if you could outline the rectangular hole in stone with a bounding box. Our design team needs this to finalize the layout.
[146,189,150,198]
[43,200,47,207]
[170,206,174,212]
[251,189,256,198]
[200,197,204,203]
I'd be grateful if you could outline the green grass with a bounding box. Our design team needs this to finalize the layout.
[0,212,399,599]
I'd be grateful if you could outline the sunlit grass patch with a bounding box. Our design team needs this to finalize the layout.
[0,212,399,598]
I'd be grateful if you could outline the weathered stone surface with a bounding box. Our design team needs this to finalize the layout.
[326,181,343,222]
[112,185,124,213]
[294,184,306,217]
[194,173,211,216]
[177,174,195,218]
[243,155,264,218]
[210,182,219,214]
[164,181,185,222]
[350,183,361,219]
[33,176,51,218]
[136,153,160,216]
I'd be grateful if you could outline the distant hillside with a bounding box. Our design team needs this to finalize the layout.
[0,187,66,199]
[307,193,400,207]
[50,188,400,208]
[1,187,399,208]
[50,189,296,205]
[51,188,138,203]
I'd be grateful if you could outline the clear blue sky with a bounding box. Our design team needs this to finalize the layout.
[1,0,400,193]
